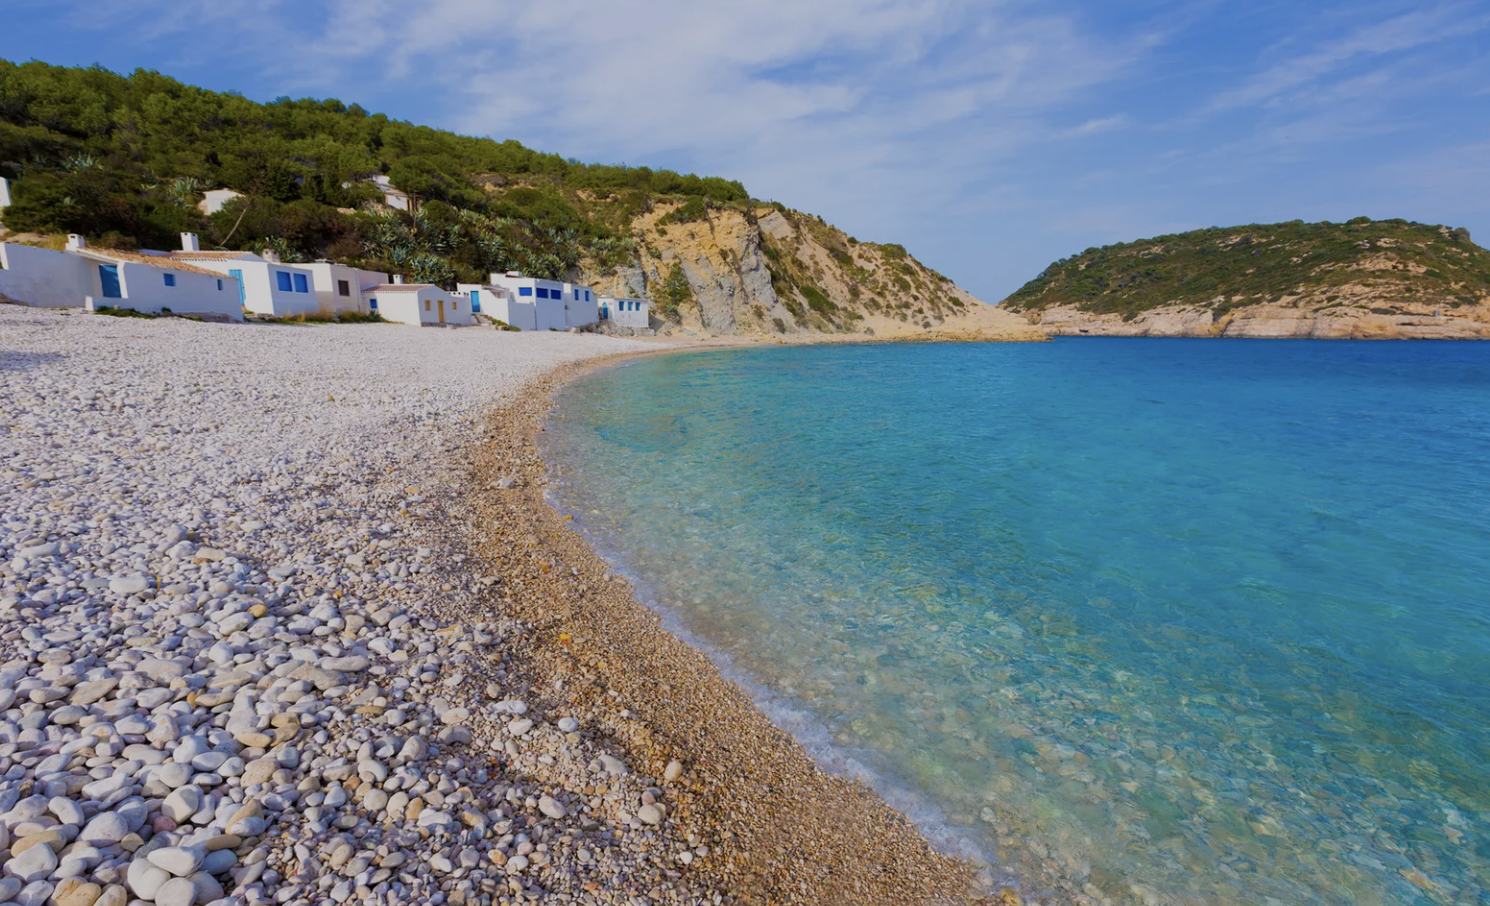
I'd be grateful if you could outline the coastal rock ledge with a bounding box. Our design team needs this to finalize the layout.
[1030,302,1490,339]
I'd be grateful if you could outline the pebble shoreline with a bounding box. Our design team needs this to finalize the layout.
[0,307,1004,906]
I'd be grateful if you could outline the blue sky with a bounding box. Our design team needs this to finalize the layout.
[4,0,1488,302]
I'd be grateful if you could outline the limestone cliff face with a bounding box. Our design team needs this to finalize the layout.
[579,203,1042,341]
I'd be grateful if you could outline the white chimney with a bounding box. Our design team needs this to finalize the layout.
[180,232,200,253]
[66,234,86,251]
[262,249,280,263]
[505,270,521,278]
[393,274,405,285]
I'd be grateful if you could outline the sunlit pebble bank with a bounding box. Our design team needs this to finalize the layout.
[0,307,721,906]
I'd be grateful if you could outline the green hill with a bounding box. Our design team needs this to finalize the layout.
[0,58,747,282]
[1002,219,1490,320]
[0,59,1032,338]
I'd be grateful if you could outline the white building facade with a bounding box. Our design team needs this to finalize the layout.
[302,261,389,317]
[0,177,11,223]
[370,176,414,212]
[485,272,599,329]
[456,284,535,330]
[0,242,95,308]
[169,236,319,318]
[600,296,650,329]
[197,189,244,216]
[1,236,242,320]
[365,281,472,326]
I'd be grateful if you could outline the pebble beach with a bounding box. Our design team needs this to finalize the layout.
[0,306,991,906]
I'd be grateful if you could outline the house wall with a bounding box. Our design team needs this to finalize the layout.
[188,260,317,316]
[487,275,597,328]
[369,292,424,326]
[562,282,599,327]
[566,296,599,327]
[304,262,382,316]
[494,297,538,330]
[457,283,537,330]
[534,298,568,331]
[427,288,471,326]
[370,288,471,326]
[0,243,94,308]
[198,189,244,215]
[355,268,390,291]
[603,297,651,329]
[99,261,242,320]
[0,177,11,222]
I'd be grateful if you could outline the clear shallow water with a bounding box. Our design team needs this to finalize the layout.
[540,339,1490,906]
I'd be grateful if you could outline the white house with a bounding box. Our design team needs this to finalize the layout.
[456,283,536,330]
[565,282,600,328]
[198,189,244,216]
[0,242,95,308]
[0,177,11,223]
[366,279,472,326]
[301,260,389,317]
[61,236,243,320]
[600,296,650,329]
[370,176,414,212]
[168,235,319,318]
[485,271,599,330]
[2,236,241,320]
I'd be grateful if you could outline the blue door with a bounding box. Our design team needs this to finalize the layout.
[98,265,122,299]
[470,290,481,313]
[228,269,246,304]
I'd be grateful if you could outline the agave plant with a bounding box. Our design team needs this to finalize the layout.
[67,153,98,172]
[168,176,203,208]
[410,253,456,286]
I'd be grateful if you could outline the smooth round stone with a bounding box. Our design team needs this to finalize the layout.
[557,717,579,733]
[153,877,196,906]
[637,804,663,826]
[126,859,169,899]
[538,796,566,820]
[146,845,205,877]
[506,719,533,736]
[49,797,86,827]
[79,811,130,846]
[156,763,193,789]
[190,751,227,772]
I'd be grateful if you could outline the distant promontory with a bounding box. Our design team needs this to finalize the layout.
[1002,219,1490,338]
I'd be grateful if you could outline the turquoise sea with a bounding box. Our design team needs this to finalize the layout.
[539,339,1490,906]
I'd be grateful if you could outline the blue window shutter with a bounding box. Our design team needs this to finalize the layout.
[277,271,292,292]
[519,287,533,296]
[228,269,245,304]
[369,299,377,310]
[293,273,309,293]
[217,279,223,291]
[163,273,176,287]
[99,265,122,299]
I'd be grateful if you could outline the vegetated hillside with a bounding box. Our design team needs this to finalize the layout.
[1002,219,1490,339]
[0,59,1036,339]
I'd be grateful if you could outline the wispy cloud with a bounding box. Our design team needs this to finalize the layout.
[7,0,1490,299]
[1207,4,1490,112]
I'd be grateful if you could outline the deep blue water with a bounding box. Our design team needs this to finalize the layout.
[540,339,1490,906]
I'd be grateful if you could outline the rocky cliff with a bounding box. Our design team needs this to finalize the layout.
[579,201,1042,341]
[1003,218,1490,339]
